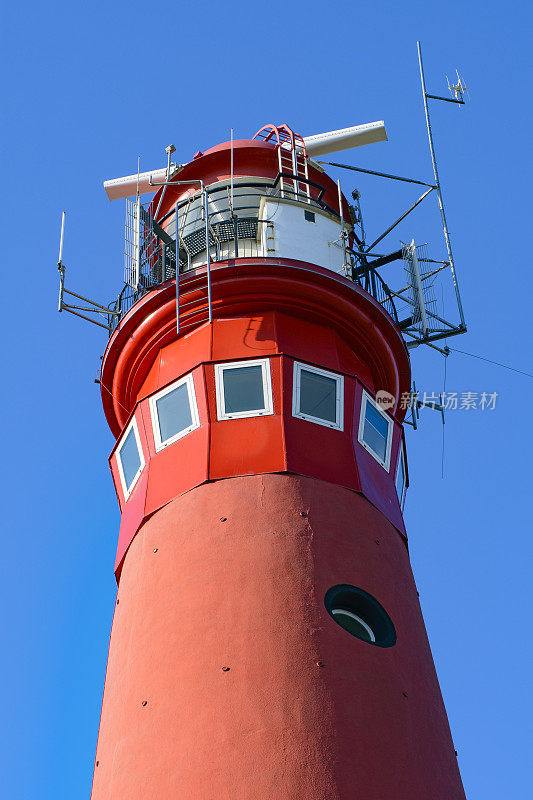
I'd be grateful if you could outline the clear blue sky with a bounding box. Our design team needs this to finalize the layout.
[1,1,531,798]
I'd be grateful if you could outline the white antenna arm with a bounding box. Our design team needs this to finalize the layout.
[103,164,181,201]
[303,121,387,157]
[58,211,66,264]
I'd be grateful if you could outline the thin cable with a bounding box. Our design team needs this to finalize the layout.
[441,284,447,479]
[99,375,131,417]
[441,353,447,479]
[448,347,533,379]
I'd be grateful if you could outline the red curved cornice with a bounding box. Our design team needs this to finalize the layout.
[101,259,411,437]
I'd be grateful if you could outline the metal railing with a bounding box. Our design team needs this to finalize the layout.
[108,176,401,335]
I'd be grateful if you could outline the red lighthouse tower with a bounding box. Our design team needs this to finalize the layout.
[69,119,467,799]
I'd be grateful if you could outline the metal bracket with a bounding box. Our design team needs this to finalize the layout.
[56,213,116,331]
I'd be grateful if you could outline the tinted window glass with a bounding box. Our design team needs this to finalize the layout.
[156,382,193,443]
[396,452,406,501]
[223,365,264,413]
[363,402,389,462]
[119,427,141,491]
[299,369,337,423]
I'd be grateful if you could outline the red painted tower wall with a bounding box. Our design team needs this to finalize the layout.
[90,137,466,799]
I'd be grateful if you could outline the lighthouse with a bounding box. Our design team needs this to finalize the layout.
[73,119,467,799]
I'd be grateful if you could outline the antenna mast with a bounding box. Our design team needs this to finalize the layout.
[417,41,466,331]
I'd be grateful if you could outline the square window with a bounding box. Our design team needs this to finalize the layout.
[304,210,315,223]
[116,417,145,499]
[149,373,200,451]
[358,391,393,470]
[292,362,344,430]
[395,446,407,508]
[215,359,273,420]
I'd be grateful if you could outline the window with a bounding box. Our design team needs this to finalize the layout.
[325,585,396,648]
[215,359,273,420]
[149,374,200,451]
[116,416,145,499]
[292,362,344,430]
[358,390,393,470]
[304,210,315,223]
[395,445,407,508]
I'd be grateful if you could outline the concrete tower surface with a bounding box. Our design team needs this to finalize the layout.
[88,126,466,799]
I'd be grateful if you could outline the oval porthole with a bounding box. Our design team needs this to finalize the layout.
[325,584,396,647]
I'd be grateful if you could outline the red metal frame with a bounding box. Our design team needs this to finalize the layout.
[252,123,308,158]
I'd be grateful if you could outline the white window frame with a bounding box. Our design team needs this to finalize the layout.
[331,608,376,642]
[292,361,344,431]
[116,415,145,500]
[357,389,393,471]
[215,358,274,421]
[395,444,407,509]
[149,373,200,452]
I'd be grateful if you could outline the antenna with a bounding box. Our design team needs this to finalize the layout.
[58,211,66,265]
[404,239,429,339]
[447,70,469,104]
[57,212,66,312]
[417,40,467,332]
[56,211,119,330]
[317,43,469,359]
[154,143,176,218]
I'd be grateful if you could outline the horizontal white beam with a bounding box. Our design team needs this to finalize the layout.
[303,121,387,157]
[103,166,177,201]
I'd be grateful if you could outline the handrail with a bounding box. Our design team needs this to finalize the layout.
[107,178,399,337]
[271,172,326,202]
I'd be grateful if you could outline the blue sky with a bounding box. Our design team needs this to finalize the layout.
[1,1,532,798]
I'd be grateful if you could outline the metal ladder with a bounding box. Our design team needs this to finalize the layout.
[253,124,310,203]
[173,187,213,335]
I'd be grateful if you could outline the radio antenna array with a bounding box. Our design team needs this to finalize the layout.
[56,42,470,361]
[417,39,468,334]
[320,42,469,353]
[446,70,469,104]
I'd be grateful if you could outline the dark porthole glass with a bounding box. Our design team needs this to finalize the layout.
[331,609,375,642]
[325,585,396,647]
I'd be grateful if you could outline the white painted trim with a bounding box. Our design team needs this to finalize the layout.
[331,608,376,642]
[215,359,274,421]
[395,442,407,509]
[149,373,200,452]
[357,389,393,471]
[116,415,145,501]
[292,361,344,431]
